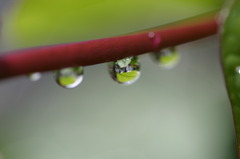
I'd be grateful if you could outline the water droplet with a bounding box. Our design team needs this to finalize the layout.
[152,47,180,69]
[148,32,161,51]
[27,72,42,81]
[148,32,155,38]
[109,56,140,85]
[54,66,83,89]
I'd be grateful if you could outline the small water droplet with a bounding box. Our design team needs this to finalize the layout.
[148,32,155,38]
[152,47,180,69]
[148,32,161,51]
[54,66,83,89]
[27,72,42,81]
[109,56,140,85]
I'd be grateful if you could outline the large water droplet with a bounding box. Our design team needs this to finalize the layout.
[54,66,83,89]
[109,56,140,85]
[27,72,42,81]
[152,47,180,69]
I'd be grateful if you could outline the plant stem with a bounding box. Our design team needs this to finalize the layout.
[0,14,218,79]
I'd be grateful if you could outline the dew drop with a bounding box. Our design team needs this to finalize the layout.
[54,66,83,89]
[152,47,180,69]
[27,72,42,81]
[148,32,155,38]
[108,56,140,85]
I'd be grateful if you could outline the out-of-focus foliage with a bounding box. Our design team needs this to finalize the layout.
[222,0,240,153]
[2,0,224,49]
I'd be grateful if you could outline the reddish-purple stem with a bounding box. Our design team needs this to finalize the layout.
[0,16,218,79]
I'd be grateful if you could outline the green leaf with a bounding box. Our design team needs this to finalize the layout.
[222,0,240,154]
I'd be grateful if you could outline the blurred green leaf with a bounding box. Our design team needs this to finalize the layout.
[222,0,240,154]
[2,0,224,49]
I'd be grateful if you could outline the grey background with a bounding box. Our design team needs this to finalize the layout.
[0,35,237,159]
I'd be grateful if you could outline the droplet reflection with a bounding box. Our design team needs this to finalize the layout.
[152,47,180,69]
[54,66,83,89]
[109,56,140,85]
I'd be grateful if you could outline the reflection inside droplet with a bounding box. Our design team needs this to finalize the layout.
[108,57,140,85]
[27,72,42,81]
[152,47,180,69]
[54,66,83,89]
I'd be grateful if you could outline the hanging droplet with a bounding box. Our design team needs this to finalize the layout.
[27,72,42,81]
[54,66,83,89]
[108,56,140,85]
[152,47,180,69]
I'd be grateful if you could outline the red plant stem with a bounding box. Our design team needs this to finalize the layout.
[0,16,218,79]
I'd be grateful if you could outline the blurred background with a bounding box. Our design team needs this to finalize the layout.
[0,0,238,159]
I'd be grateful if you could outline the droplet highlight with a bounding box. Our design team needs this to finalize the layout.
[27,72,42,81]
[109,56,140,85]
[236,66,240,74]
[54,66,83,88]
[148,32,155,38]
[152,47,180,69]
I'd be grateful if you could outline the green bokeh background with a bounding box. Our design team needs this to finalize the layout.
[1,0,224,50]
[0,0,238,159]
